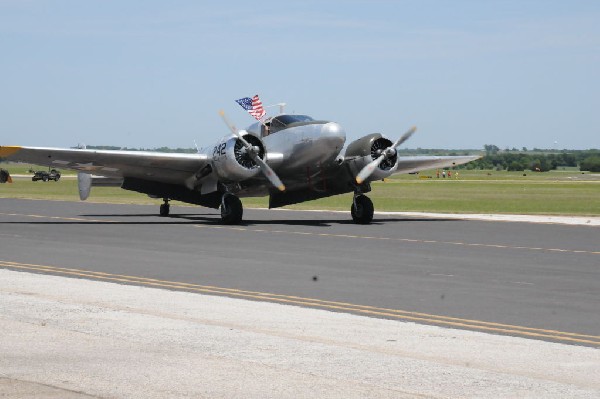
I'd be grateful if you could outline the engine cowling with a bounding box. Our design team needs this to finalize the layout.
[345,133,397,181]
[211,134,266,182]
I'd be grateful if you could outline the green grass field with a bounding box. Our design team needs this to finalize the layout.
[1,165,599,216]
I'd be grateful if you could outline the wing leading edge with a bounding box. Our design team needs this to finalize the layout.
[0,146,209,185]
[393,155,481,174]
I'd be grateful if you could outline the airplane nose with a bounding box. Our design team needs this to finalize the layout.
[320,122,346,150]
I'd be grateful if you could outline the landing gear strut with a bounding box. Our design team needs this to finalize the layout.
[220,193,243,224]
[351,194,374,224]
[159,198,170,217]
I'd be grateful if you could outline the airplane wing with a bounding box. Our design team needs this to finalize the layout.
[393,155,481,174]
[0,146,209,185]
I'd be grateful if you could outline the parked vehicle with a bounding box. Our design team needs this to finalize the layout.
[32,169,61,182]
[0,168,11,183]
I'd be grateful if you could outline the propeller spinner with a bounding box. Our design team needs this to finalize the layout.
[355,126,417,185]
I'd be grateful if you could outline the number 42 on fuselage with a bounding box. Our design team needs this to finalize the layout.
[0,112,479,224]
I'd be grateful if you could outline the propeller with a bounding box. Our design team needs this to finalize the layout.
[219,110,238,135]
[355,126,417,185]
[219,110,285,191]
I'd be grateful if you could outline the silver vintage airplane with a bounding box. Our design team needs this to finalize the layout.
[0,108,479,224]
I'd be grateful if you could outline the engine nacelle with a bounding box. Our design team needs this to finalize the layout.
[210,133,266,182]
[345,133,397,181]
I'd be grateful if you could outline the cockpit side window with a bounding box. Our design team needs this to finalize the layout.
[269,118,287,133]
[261,121,271,137]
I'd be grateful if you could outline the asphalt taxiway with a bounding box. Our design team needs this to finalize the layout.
[0,198,599,344]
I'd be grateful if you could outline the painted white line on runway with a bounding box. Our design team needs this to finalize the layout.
[194,225,600,256]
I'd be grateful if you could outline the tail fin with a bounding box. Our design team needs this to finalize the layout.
[78,173,92,200]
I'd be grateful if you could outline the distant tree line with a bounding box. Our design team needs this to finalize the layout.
[468,146,600,172]
[579,155,600,172]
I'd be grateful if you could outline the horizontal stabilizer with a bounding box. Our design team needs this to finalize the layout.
[90,176,124,187]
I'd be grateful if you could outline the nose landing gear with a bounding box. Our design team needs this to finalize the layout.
[351,194,374,224]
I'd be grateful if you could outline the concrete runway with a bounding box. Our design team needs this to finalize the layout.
[3,269,599,398]
[0,198,599,345]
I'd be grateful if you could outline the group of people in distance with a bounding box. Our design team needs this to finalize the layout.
[436,169,458,179]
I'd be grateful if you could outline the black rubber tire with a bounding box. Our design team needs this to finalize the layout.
[351,195,374,224]
[159,203,170,217]
[42,175,48,182]
[220,194,243,225]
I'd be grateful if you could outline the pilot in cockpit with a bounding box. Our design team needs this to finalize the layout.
[261,120,271,137]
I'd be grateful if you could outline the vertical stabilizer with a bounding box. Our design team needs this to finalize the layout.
[78,173,92,200]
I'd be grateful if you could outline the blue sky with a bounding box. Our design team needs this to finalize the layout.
[1,1,599,150]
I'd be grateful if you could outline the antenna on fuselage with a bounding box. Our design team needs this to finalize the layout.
[265,103,286,115]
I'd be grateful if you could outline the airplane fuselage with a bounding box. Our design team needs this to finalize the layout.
[263,122,345,172]
[246,116,346,176]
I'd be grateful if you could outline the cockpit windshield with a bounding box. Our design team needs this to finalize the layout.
[268,115,315,134]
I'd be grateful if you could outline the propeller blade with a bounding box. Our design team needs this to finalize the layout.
[355,126,417,184]
[219,110,238,135]
[355,154,385,184]
[234,130,253,148]
[237,132,285,191]
[392,126,417,148]
[254,155,286,191]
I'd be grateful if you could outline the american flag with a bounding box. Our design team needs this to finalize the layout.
[235,95,266,120]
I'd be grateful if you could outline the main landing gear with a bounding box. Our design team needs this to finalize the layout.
[159,198,170,217]
[351,194,374,224]
[220,193,243,225]
[158,193,370,225]
[158,195,243,224]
